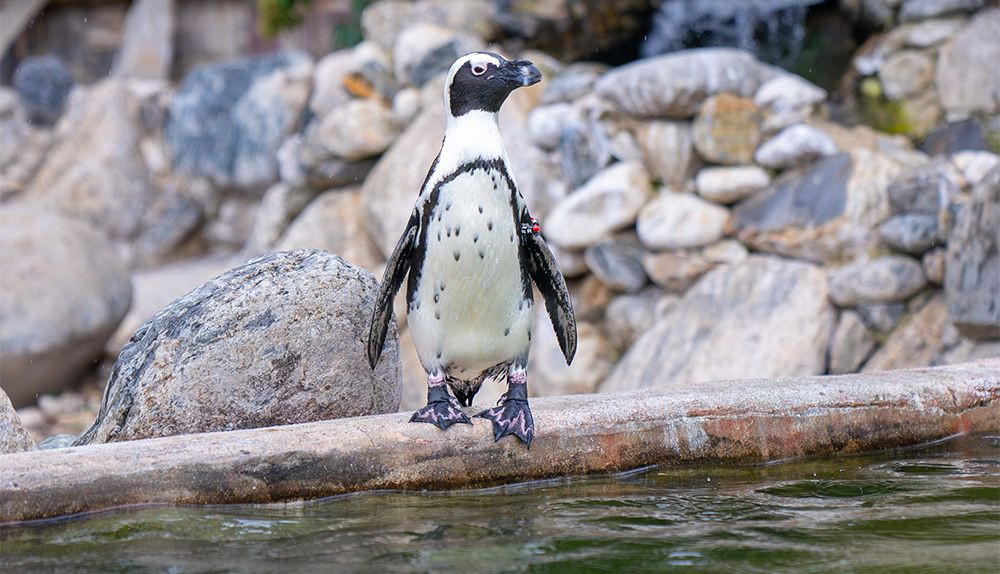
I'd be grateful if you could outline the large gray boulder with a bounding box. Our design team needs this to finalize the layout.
[0,208,131,407]
[1,389,35,454]
[24,79,154,244]
[733,148,912,263]
[113,0,174,79]
[935,9,1000,117]
[76,250,401,445]
[596,48,762,118]
[603,256,834,391]
[165,52,312,191]
[945,166,999,339]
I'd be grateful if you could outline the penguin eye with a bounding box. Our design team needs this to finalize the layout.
[471,64,487,76]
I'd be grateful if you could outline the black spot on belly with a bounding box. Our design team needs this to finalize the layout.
[473,233,479,243]
[435,310,441,320]
[440,282,446,291]
[446,202,452,211]
[510,233,514,242]
[434,293,440,303]
[478,205,483,213]
[453,251,460,261]
[487,221,493,231]
[446,225,452,237]
[479,250,485,259]
[455,225,460,237]
[437,231,441,241]
[504,328,510,336]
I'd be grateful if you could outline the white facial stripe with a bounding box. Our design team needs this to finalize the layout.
[443,52,506,116]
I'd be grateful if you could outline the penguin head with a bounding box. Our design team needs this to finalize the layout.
[444,52,542,119]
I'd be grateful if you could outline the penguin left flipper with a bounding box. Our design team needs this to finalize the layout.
[522,228,577,365]
[367,211,419,369]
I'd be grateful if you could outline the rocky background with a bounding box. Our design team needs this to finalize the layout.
[1,0,998,453]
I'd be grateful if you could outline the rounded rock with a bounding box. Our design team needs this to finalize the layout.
[0,208,132,407]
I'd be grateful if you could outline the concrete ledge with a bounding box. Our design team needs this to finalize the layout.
[2,360,998,524]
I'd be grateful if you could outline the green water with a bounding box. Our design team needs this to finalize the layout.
[3,435,998,573]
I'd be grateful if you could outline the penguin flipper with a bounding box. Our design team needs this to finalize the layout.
[367,212,418,368]
[523,231,577,365]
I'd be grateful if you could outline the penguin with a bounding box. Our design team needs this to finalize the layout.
[367,52,577,447]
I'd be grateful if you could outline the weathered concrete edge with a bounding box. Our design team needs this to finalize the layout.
[2,359,998,524]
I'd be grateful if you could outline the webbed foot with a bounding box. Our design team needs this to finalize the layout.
[410,383,472,430]
[475,381,534,446]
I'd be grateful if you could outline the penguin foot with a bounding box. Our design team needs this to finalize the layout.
[410,384,472,430]
[475,396,534,447]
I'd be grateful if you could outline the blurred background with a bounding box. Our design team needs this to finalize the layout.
[1,0,998,444]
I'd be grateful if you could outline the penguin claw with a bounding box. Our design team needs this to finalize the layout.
[410,396,472,430]
[475,399,534,447]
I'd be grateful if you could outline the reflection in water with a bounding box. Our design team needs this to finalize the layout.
[2,435,998,573]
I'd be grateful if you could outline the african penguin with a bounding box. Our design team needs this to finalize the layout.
[367,52,577,447]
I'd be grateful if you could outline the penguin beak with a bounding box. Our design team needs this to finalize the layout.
[499,60,542,88]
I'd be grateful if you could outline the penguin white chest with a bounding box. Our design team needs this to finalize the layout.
[409,167,533,376]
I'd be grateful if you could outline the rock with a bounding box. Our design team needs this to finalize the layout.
[527,103,578,150]
[24,79,154,245]
[392,87,421,125]
[642,250,715,293]
[754,73,827,113]
[132,174,213,264]
[754,73,827,133]
[603,256,834,391]
[878,214,942,254]
[853,25,913,77]
[276,136,308,187]
[113,0,174,79]
[905,17,967,48]
[604,288,660,349]
[636,191,730,250]
[541,63,607,105]
[276,188,384,273]
[897,89,945,141]
[829,311,879,374]
[921,119,988,156]
[634,121,698,187]
[899,0,984,22]
[308,99,399,161]
[734,150,910,263]
[244,183,320,256]
[393,24,483,87]
[583,235,648,293]
[879,50,934,101]
[528,317,615,397]
[309,49,355,117]
[856,302,907,334]
[691,93,760,165]
[571,274,615,322]
[828,255,928,306]
[951,150,999,186]
[1,390,34,454]
[76,250,401,445]
[0,208,131,407]
[0,90,52,200]
[703,239,750,265]
[558,115,613,189]
[362,104,445,257]
[12,55,73,125]
[935,9,1000,117]
[361,0,496,54]
[201,196,260,253]
[596,48,763,118]
[754,124,837,170]
[549,244,588,278]
[922,247,947,284]
[945,166,999,339]
[165,52,312,191]
[107,256,241,355]
[864,295,949,372]
[545,162,652,250]
[887,159,962,215]
[695,165,770,204]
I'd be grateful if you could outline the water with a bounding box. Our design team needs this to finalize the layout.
[2,434,998,573]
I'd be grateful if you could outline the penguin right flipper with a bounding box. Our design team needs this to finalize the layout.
[523,231,578,365]
[367,212,419,368]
